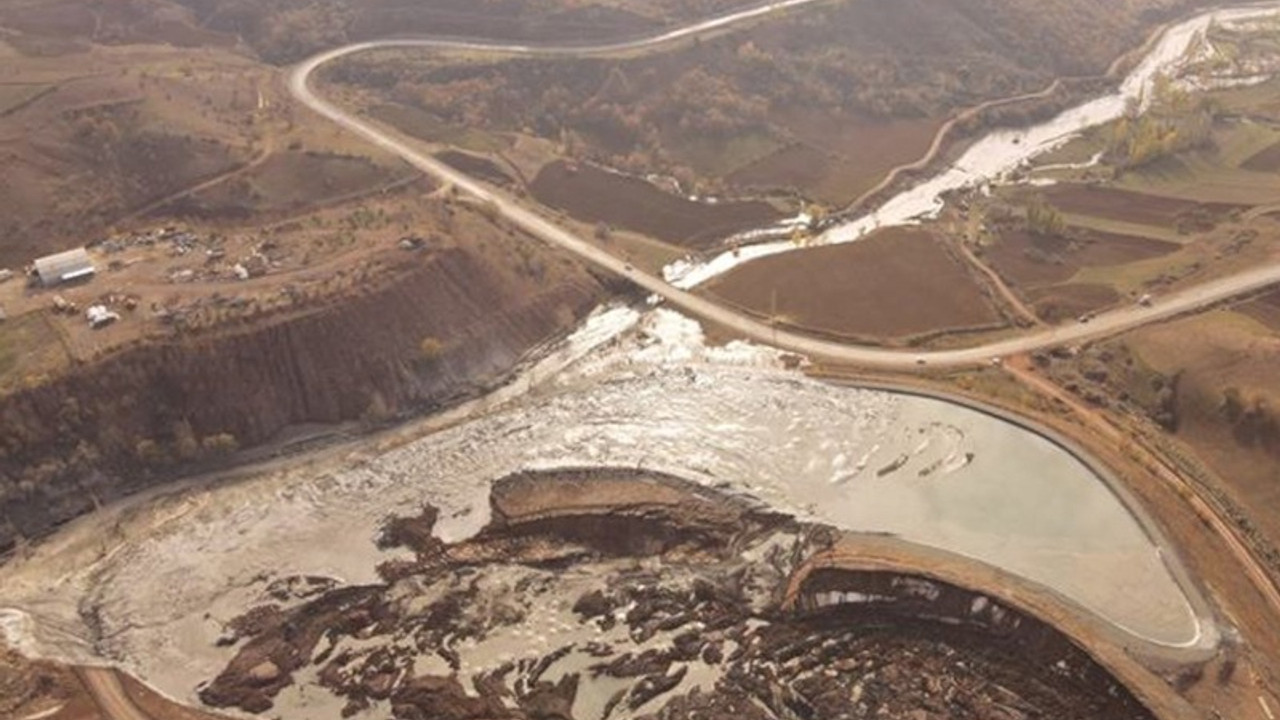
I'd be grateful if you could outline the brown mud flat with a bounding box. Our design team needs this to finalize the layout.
[1241,141,1280,173]
[704,228,1002,341]
[529,161,782,249]
[435,150,517,188]
[1042,184,1243,230]
[198,469,1158,720]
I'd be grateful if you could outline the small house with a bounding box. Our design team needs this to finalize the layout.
[34,248,95,287]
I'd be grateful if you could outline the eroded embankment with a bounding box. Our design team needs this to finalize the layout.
[195,469,1165,720]
[0,247,610,555]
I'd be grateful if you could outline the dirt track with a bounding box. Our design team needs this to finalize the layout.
[288,3,1280,370]
[79,668,153,720]
[1004,358,1280,622]
[845,78,1063,211]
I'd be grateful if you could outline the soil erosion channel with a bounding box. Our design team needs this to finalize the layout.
[0,311,1212,718]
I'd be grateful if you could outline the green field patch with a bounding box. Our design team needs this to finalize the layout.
[1070,249,1205,295]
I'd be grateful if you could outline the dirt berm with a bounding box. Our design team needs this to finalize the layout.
[0,246,613,556]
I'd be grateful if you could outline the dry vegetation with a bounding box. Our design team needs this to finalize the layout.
[991,19,1280,594]
[167,0,763,65]
[325,0,1233,210]
[0,0,636,557]
[1033,305,1280,584]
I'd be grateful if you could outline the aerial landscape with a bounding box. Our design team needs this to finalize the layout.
[1,0,1280,719]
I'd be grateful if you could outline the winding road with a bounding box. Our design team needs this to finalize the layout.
[288,6,1280,370]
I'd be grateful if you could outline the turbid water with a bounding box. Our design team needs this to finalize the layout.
[5,0,1267,706]
[0,309,1211,713]
[664,2,1280,289]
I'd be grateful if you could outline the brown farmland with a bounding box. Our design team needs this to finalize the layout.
[1242,141,1280,173]
[435,150,517,188]
[703,228,1002,341]
[1240,289,1280,331]
[728,112,944,206]
[1042,184,1243,228]
[529,161,783,249]
[1026,283,1121,323]
[983,229,1178,288]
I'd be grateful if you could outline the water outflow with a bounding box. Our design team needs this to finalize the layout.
[663,3,1280,289]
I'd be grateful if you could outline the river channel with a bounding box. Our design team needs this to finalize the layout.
[664,1,1280,288]
[4,1,1270,710]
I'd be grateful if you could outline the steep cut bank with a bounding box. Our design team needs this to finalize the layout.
[0,244,611,556]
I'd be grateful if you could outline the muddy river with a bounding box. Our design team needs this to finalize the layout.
[7,2,1272,711]
[0,308,1212,713]
[665,2,1280,288]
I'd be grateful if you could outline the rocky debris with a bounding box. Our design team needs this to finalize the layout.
[390,675,507,720]
[199,471,1157,720]
[628,665,686,710]
[264,575,340,603]
[247,661,281,684]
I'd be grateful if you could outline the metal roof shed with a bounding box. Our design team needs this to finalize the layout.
[34,248,95,287]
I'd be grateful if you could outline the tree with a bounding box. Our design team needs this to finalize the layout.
[419,336,445,361]
[173,420,200,461]
[1025,196,1065,236]
[202,433,239,457]
[135,439,165,465]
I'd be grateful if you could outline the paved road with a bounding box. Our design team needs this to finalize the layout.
[288,5,1280,370]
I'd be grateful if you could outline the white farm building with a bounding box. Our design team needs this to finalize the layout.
[33,248,95,287]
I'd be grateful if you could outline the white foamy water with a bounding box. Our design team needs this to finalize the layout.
[664,2,1280,289]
